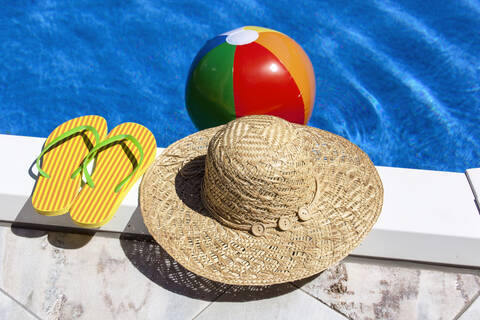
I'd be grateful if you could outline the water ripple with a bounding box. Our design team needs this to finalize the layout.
[334,20,478,149]
[0,0,478,171]
[373,0,477,73]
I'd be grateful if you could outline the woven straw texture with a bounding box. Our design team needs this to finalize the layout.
[140,115,383,285]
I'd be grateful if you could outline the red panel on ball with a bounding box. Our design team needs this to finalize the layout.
[233,42,304,124]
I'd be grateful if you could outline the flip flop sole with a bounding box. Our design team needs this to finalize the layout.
[70,123,157,227]
[32,115,108,215]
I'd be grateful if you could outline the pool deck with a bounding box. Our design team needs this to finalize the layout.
[1,133,480,319]
[1,227,479,319]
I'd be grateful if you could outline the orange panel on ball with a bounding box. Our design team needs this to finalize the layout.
[255,32,316,124]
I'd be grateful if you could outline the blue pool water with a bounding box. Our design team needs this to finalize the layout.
[1,0,479,172]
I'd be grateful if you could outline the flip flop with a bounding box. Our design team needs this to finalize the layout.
[32,115,108,215]
[69,122,157,228]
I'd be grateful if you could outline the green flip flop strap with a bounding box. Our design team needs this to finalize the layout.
[36,125,101,179]
[71,134,144,193]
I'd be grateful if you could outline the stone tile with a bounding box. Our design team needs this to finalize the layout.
[196,284,347,320]
[296,256,480,320]
[0,225,226,320]
[460,295,480,320]
[0,289,38,319]
[3,222,479,320]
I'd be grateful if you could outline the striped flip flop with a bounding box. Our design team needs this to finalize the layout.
[70,122,157,228]
[32,115,108,215]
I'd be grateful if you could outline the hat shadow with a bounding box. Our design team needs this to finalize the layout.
[119,233,318,302]
[120,156,319,302]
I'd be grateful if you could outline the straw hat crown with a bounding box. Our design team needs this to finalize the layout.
[201,116,317,235]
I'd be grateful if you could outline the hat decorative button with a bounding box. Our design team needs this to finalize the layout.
[298,206,313,221]
[278,217,292,231]
[251,223,266,236]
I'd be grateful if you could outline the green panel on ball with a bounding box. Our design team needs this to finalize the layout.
[186,42,237,130]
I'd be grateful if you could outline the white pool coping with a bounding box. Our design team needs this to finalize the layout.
[1,133,479,267]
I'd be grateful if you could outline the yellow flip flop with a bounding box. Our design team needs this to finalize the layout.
[32,115,108,216]
[69,122,157,228]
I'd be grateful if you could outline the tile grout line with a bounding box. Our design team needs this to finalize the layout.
[191,285,232,320]
[191,301,215,320]
[0,287,43,320]
[453,289,480,320]
[290,282,351,319]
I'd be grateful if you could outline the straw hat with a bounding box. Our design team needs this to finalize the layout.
[140,115,383,285]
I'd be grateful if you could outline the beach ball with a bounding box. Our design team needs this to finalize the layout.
[186,26,316,130]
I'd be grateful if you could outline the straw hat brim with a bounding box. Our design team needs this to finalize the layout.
[140,124,383,286]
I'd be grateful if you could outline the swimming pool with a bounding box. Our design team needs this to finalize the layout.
[1,0,479,172]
